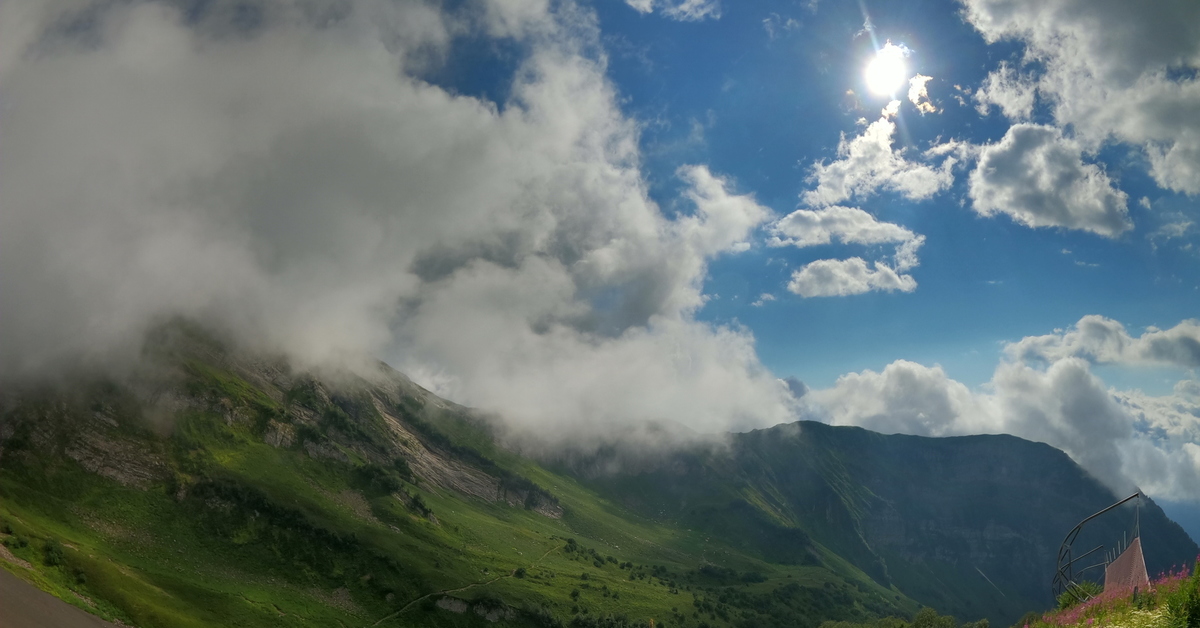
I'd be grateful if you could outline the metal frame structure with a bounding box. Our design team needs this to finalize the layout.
[1051,492,1142,605]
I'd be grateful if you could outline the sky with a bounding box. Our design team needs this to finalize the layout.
[1,0,1199,517]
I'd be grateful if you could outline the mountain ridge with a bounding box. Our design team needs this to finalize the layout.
[570,419,1197,624]
[0,329,1195,627]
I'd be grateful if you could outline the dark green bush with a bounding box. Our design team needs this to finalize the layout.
[43,539,64,566]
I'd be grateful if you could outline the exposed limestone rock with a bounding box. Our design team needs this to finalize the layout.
[263,422,295,448]
[436,597,468,613]
[64,430,167,489]
[303,440,350,464]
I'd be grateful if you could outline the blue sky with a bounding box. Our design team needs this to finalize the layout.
[415,0,1200,506]
[1,0,1198,512]
[573,0,1200,392]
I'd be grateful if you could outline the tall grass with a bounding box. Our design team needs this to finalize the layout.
[1031,558,1200,628]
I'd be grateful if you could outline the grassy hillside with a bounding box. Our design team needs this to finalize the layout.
[0,325,915,627]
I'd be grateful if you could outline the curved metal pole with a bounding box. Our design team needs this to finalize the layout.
[1052,492,1141,601]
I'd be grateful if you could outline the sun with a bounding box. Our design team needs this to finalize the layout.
[864,42,909,96]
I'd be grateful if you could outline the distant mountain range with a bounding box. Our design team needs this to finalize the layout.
[0,323,1195,627]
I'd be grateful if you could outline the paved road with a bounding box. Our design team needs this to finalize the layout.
[0,567,121,628]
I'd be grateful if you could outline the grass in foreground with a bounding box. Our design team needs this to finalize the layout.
[1015,558,1200,628]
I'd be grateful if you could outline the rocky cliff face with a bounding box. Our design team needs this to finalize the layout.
[0,324,561,520]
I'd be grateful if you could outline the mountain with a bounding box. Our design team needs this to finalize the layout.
[1157,500,1200,548]
[0,325,1196,627]
[570,422,1198,625]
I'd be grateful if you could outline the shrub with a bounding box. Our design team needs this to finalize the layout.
[353,462,406,496]
[43,539,64,567]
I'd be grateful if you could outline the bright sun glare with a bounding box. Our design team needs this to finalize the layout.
[864,43,908,96]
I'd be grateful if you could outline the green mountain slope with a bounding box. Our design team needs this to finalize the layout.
[570,422,1199,627]
[0,327,914,628]
[2,326,1195,628]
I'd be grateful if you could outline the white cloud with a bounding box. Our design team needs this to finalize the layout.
[769,205,916,248]
[0,0,792,446]
[811,360,987,436]
[769,205,926,294]
[786,257,917,297]
[809,319,1200,500]
[750,293,776,307]
[782,128,938,299]
[907,74,938,114]
[676,165,771,259]
[974,62,1036,120]
[625,0,720,21]
[805,117,956,207]
[1006,315,1200,368]
[1152,217,1195,243]
[968,124,1132,237]
[762,13,800,40]
[961,0,1200,194]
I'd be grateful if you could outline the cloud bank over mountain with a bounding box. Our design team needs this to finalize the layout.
[1,0,1197,503]
[0,0,792,444]
[808,316,1200,501]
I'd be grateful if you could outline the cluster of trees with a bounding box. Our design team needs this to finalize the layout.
[820,607,988,628]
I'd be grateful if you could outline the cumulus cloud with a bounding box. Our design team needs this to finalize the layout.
[624,0,720,21]
[968,124,1132,236]
[769,205,915,248]
[805,117,956,207]
[907,74,938,114]
[811,360,987,436]
[974,62,1036,120]
[1007,315,1200,368]
[961,0,1200,194]
[768,205,925,297]
[0,0,792,446]
[779,124,938,299]
[808,317,1200,501]
[786,257,917,297]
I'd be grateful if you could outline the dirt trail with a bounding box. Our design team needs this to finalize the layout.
[372,542,563,626]
[0,567,121,628]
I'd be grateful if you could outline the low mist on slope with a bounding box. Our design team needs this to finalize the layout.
[0,0,795,449]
